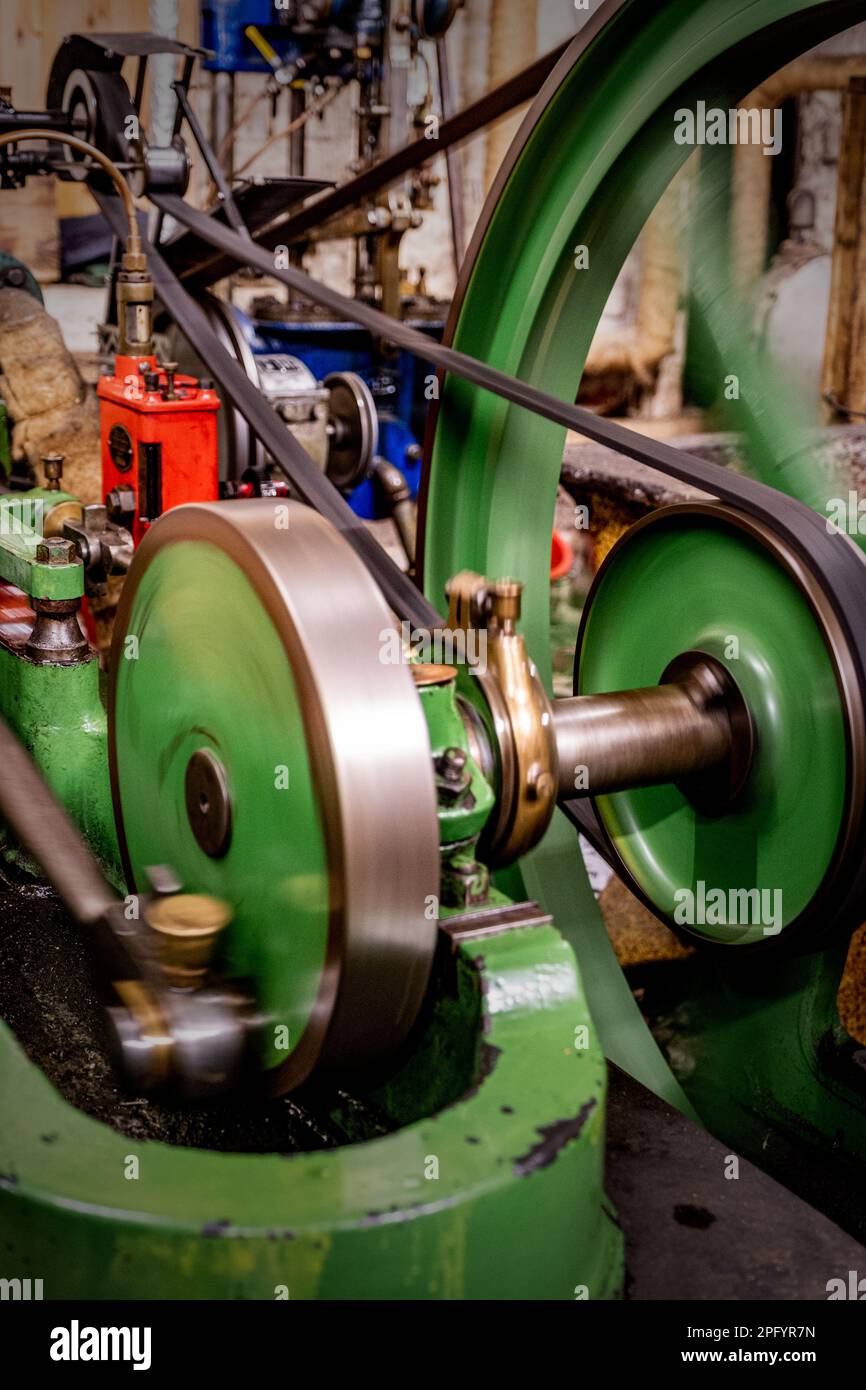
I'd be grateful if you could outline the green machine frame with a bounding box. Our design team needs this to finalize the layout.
[2,0,866,1298]
[0,494,621,1299]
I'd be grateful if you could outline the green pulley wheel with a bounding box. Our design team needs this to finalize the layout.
[576,502,866,949]
[108,499,440,1092]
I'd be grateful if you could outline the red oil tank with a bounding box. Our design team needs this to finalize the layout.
[99,355,220,545]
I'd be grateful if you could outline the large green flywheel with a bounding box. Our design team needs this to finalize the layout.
[422,0,866,661]
[420,0,866,1100]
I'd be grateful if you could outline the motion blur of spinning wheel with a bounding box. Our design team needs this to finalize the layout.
[421,0,866,1136]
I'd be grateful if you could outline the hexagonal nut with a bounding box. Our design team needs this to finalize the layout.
[121,250,148,274]
[36,537,77,566]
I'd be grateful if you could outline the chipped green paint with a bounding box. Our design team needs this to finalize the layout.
[0,923,621,1299]
[3,0,858,1299]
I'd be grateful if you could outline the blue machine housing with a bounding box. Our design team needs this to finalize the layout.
[201,1,385,72]
[243,308,444,518]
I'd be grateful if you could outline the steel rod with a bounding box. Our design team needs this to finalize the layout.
[553,684,732,800]
[436,37,466,271]
[171,80,249,239]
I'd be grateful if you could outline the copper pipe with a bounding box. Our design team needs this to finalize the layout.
[0,128,139,247]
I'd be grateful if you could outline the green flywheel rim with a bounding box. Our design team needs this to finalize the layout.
[577,506,851,946]
[111,537,330,1074]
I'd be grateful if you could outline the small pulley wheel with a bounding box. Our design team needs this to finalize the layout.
[324,371,378,492]
[60,68,143,194]
[575,502,866,950]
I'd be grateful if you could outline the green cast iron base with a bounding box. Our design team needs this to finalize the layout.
[0,915,622,1300]
[0,551,621,1298]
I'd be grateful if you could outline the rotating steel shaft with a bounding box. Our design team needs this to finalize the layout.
[552,654,754,809]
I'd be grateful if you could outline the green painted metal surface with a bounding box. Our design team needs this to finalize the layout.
[0,494,83,599]
[2,0,862,1299]
[422,0,863,1108]
[0,401,10,479]
[111,538,330,1076]
[0,643,119,883]
[578,511,846,941]
[418,673,494,843]
[0,921,622,1299]
[0,252,43,306]
[645,939,866,1238]
[0,529,623,1296]
[0,515,621,1298]
[0,488,115,873]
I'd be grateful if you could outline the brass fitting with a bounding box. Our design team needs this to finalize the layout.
[145,893,232,989]
[116,261,154,358]
[41,451,64,491]
[446,571,557,866]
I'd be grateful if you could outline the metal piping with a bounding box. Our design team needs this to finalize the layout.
[210,70,235,182]
[436,36,466,270]
[0,128,138,243]
[483,0,538,196]
[374,456,417,567]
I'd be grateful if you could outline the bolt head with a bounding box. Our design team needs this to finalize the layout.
[488,577,523,624]
[36,537,76,565]
[440,746,468,779]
